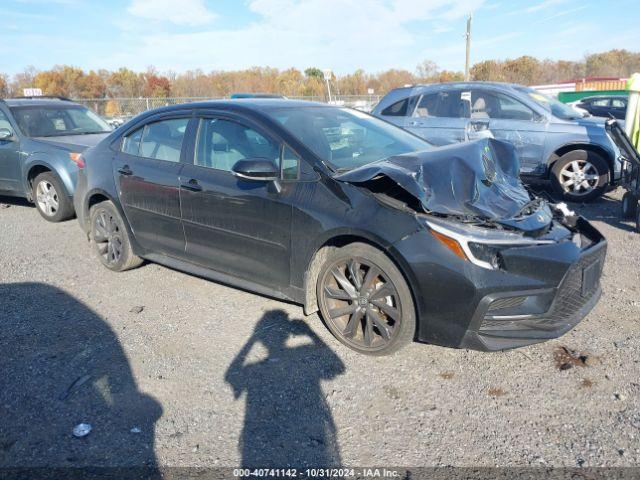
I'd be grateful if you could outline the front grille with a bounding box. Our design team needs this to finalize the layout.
[487,296,526,311]
[546,245,605,322]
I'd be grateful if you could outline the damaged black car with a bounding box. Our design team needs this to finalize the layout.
[74,100,607,355]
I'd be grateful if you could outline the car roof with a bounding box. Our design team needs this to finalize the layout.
[2,97,83,108]
[581,94,628,100]
[139,98,329,115]
[394,81,526,92]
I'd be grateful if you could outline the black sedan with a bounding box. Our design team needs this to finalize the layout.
[575,95,628,119]
[74,100,606,355]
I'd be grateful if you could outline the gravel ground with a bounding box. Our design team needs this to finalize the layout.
[0,189,639,471]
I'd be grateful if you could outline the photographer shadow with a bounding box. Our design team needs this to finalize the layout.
[0,282,162,475]
[225,309,346,468]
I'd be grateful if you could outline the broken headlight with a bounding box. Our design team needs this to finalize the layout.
[467,242,504,270]
[425,218,555,270]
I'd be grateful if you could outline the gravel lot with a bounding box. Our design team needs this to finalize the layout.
[0,188,639,472]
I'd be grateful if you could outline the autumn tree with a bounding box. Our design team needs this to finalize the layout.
[10,66,38,96]
[143,67,171,98]
[415,60,439,81]
[107,68,143,97]
[77,70,107,98]
[34,70,67,96]
[304,67,324,80]
[0,74,8,98]
[584,49,640,78]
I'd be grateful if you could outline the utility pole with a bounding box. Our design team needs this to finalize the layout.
[323,69,333,103]
[464,13,472,81]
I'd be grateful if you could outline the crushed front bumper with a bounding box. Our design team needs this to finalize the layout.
[392,216,607,351]
[460,237,606,351]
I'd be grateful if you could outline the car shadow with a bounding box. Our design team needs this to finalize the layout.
[0,194,33,209]
[0,282,162,477]
[225,309,346,468]
[569,193,636,232]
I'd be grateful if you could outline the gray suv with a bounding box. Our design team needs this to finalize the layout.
[0,97,112,221]
[373,82,624,202]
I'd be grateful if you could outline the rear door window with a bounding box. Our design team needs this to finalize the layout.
[137,118,189,163]
[413,91,469,119]
[122,127,143,156]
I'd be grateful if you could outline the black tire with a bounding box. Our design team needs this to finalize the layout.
[551,150,609,202]
[622,192,638,220]
[636,202,640,234]
[89,200,142,272]
[316,242,415,356]
[32,172,75,222]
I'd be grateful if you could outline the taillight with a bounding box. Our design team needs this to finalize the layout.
[69,152,85,169]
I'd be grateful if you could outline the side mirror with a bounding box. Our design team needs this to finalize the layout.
[0,128,14,141]
[232,158,279,181]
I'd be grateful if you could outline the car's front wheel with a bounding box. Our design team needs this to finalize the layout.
[32,172,75,222]
[551,150,609,202]
[89,200,142,272]
[316,243,415,355]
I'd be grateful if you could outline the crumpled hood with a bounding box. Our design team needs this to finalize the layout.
[335,138,552,231]
[33,133,109,152]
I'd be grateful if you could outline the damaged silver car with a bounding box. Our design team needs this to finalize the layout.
[373,82,625,202]
[75,101,607,355]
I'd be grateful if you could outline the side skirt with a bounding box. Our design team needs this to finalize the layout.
[143,253,304,306]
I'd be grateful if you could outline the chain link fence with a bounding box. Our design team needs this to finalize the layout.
[73,95,383,123]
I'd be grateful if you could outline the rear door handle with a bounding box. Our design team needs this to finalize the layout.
[118,165,133,176]
[181,179,202,192]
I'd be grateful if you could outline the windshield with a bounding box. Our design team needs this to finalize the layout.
[514,86,581,120]
[266,106,431,171]
[10,106,112,137]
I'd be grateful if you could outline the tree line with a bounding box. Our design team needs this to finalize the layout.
[1,49,638,101]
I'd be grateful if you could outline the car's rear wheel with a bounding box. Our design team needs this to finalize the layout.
[551,150,609,202]
[316,243,415,355]
[621,191,637,220]
[32,172,74,222]
[89,200,142,272]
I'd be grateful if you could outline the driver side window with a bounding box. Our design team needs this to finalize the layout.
[195,118,280,173]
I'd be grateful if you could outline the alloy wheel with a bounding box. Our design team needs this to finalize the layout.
[319,258,402,351]
[558,160,599,196]
[93,210,124,265]
[35,180,59,217]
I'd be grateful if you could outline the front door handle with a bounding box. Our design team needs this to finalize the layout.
[181,179,202,192]
[118,165,133,176]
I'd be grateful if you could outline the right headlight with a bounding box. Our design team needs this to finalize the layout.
[425,218,556,270]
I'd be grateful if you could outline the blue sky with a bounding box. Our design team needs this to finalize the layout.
[2,0,639,76]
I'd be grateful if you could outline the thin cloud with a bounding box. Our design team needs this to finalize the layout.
[127,0,217,26]
[507,0,567,16]
[535,5,588,23]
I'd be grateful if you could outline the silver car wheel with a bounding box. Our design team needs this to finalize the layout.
[35,180,59,217]
[559,160,599,196]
